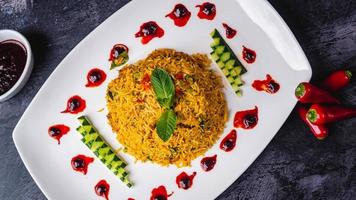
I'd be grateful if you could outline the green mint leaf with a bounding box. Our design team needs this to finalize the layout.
[150,68,175,108]
[157,109,177,142]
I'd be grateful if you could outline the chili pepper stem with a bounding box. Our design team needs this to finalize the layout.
[345,70,352,79]
[307,109,318,123]
[295,83,305,98]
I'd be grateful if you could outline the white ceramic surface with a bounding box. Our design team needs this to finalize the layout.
[13,0,312,199]
[0,29,34,102]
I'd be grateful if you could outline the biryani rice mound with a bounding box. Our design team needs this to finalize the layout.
[106,49,227,167]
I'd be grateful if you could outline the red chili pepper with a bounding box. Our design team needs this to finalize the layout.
[295,82,340,104]
[307,104,356,125]
[175,72,184,80]
[321,70,352,92]
[141,73,151,90]
[296,105,328,140]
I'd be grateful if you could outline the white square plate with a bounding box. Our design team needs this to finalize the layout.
[13,0,311,199]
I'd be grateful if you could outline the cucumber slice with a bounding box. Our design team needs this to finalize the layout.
[234,76,244,86]
[220,52,231,62]
[236,90,242,96]
[210,29,219,38]
[231,83,239,91]
[232,66,242,76]
[210,52,220,62]
[226,63,234,71]
[214,46,225,55]
[230,69,238,77]
[225,59,235,68]
[217,60,225,69]
[227,76,235,83]
[77,116,133,188]
[222,68,230,76]
[210,37,221,48]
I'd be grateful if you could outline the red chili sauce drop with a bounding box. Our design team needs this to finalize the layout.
[128,198,135,200]
[220,129,237,152]
[242,46,256,64]
[61,95,86,114]
[150,185,173,200]
[234,106,259,129]
[48,124,70,144]
[196,2,216,20]
[176,171,197,190]
[109,44,128,61]
[135,21,165,45]
[0,40,27,95]
[71,154,94,175]
[95,180,110,200]
[200,154,217,172]
[141,73,151,90]
[252,74,280,94]
[166,4,191,27]
[85,68,107,87]
[222,23,237,39]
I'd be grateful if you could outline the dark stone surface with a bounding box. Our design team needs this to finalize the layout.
[0,0,355,199]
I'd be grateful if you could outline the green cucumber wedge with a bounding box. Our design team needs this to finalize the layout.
[210,29,247,96]
[210,29,247,74]
[77,116,133,188]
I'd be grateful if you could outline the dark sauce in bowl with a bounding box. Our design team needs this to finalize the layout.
[0,40,27,95]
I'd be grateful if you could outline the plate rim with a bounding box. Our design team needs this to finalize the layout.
[12,0,312,199]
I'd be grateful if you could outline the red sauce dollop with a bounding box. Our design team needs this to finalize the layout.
[141,73,151,90]
[128,198,135,200]
[150,185,173,200]
[135,21,165,45]
[48,124,70,144]
[166,4,191,27]
[196,2,216,20]
[71,154,94,175]
[252,74,280,94]
[234,106,259,129]
[109,44,128,61]
[85,68,107,87]
[200,154,217,172]
[95,180,110,200]
[176,171,197,190]
[242,46,256,64]
[220,129,237,152]
[222,23,237,39]
[61,95,86,114]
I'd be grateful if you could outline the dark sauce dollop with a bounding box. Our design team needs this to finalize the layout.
[0,40,27,95]
[48,124,70,144]
[242,46,256,64]
[61,95,86,114]
[85,68,107,87]
[135,21,165,45]
[220,129,237,152]
[95,180,110,200]
[252,74,280,94]
[150,185,173,200]
[233,106,259,129]
[176,171,196,190]
[71,154,94,175]
[196,2,216,20]
[200,154,217,172]
[222,23,237,39]
[165,4,191,27]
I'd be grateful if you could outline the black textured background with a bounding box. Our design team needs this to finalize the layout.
[0,0,355,199]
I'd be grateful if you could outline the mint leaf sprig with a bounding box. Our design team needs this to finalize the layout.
[151,68,177,142]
